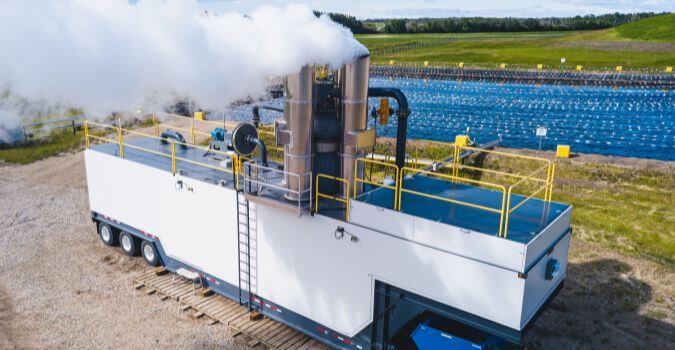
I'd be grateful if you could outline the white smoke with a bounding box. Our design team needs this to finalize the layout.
[0,0,368,126]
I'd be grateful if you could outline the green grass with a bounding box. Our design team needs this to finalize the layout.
[0,130,84,164]
[356,15,675,71]
[613,14,675,42]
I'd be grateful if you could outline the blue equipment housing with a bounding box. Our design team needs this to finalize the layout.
[211,127,226,142]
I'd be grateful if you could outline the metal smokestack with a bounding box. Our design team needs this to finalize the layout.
[339,55,370,198]
[282,65,313,201]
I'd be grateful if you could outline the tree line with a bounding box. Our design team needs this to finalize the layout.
[315,12,665,34]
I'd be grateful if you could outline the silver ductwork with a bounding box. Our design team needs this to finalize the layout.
[281,65,313,201]
[339,55,371,198]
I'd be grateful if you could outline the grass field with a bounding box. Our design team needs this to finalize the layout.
[0,130,84,165]
[357,14,675,71]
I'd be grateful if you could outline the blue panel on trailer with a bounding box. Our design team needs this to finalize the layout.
[412,324,485,350]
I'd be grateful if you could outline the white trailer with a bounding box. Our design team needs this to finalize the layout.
[84,56,571,350]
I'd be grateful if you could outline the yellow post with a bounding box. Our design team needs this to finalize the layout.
[499,63,506,69]
[83,120,90,149]
[498,190,507,237]
[667,66,673,73]
[320,65,327,79]
[547,164,555,201]
[537,64,543,71]
[170,142,176,176]
[544,163,552,202]
[152,114,159,137]
[117,127,125,158]
[191,119,196,144]
[556,145,570,158]
[576,65,583,71]
[455,135,469,147]
[458,62,464,68]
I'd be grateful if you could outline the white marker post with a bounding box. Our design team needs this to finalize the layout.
[536,126,547,150]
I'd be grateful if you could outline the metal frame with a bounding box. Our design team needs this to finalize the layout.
[241,161,313,213]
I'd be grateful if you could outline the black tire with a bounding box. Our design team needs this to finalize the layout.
[141,240,161,266]
[98,222,118,246]
[119,231,140,256]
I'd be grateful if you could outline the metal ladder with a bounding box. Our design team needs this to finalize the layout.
[236,191,257,310]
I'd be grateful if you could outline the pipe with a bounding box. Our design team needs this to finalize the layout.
[248,136,268,166]
[367,87,410,170]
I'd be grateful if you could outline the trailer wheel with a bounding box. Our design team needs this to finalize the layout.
[98,222,118,246]
[119,232,139,256]
[141,241,160,266]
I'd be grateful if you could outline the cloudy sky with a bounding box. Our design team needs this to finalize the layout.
[196,0,674,19]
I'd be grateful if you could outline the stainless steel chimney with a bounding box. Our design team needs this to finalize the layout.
[339,55,370,198]
[282,65,313,201]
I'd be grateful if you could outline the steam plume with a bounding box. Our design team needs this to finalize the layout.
[0,0,368,134]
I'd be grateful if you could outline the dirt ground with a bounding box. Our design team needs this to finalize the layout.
[0,151,672,349]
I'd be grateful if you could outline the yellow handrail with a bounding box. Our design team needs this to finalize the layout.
[84,120,236,179]
[354,158,400,209]
[398,166,507,237]
[502,163,552,238]
[315,174,350,221]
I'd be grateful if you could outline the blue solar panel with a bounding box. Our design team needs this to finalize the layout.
[227,77,674,161]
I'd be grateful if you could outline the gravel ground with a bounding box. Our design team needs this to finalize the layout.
[0,151,672,349]
[0,153,248,350]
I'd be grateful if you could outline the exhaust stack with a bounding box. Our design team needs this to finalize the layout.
[281,65,313,201]
[338,55,371,198]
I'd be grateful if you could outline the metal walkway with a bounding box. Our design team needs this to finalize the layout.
[133,268,329,350]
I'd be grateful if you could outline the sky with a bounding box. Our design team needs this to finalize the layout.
[196,0,674,19]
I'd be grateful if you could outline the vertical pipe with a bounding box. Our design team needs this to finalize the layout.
[339,55,370,198]
[283,65,313,201]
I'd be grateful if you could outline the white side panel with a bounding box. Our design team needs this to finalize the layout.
[521,232,570,328]
[413,215,526,272]
[351,200,526,272]
[256,204,526,337]
[523,207,572,270]
[350,200,414,240]
[85,150,239,286]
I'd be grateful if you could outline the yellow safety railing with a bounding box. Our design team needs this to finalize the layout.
[353,144,556,238]
[502,163,551,238]
[315,174,350,221]
[235,155,254,190]
[452,145,554,201]
[398,166,508,237]
[354,158,400,209]
[84,120,237,180]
